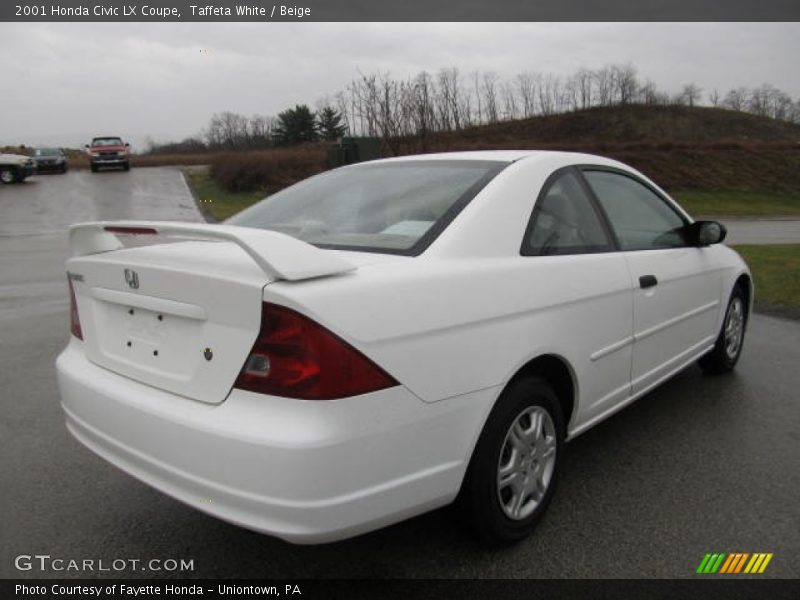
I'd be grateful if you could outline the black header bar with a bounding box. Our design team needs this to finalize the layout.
[3,0,800,22]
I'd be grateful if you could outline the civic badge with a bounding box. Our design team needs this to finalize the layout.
[124,268,139,289]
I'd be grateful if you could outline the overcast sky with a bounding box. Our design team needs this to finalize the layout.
[1,22,798,149]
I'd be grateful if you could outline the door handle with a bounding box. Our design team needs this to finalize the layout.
[639,275,658,289]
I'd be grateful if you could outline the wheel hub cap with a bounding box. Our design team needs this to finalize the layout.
[497,405,557,521]
[724,297,745,360]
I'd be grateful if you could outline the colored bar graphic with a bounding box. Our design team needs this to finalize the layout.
[734,553,750,573]
[697,553,726,573]
[699,552,773,574]
[744,554,759,573]
[696,554,712,574]
[758,553,773,573]
[719,553,734,574]
[710,553,726,573]
[704,553,719,573]
[719,554,736,573]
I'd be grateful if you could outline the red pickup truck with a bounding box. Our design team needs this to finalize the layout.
[85,136,130,172]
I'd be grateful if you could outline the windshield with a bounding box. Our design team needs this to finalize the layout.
[92,138,123,146]
[227,160,507,255]
[35,148,60,156]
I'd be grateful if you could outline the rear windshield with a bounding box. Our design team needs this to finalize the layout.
[92,138,123,146]
[228,160,507,255]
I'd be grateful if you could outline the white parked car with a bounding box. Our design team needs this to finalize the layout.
[0,152,36,184]
[56,151,751,545]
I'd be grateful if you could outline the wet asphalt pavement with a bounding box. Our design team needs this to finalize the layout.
[721,217,800,245]
[1,169,799,579]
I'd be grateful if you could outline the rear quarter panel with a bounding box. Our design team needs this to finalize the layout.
[263,154,637,432]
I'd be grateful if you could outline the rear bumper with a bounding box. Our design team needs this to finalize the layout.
[56,340,493,543]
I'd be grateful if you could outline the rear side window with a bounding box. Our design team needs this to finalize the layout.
[583,170,688,251]
[522,170,613,256]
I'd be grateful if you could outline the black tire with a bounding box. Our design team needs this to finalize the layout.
[0,167,18,184]
[61,164,68,173]
[699,284,748,374]
[459,377,565,546]
[122,161,130,171]
[90,164,99,173]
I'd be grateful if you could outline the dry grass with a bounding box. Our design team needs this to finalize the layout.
[249,141,800,196]
[209,145,327,193]
[62,152,221,170]
[419,105,800,147]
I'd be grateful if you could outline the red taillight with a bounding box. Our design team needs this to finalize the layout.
[234,303,398,400]
[68,279,83,340]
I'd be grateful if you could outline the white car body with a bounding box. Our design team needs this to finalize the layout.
[56,151,751,543]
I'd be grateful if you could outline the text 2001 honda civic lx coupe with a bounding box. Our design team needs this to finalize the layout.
[56,151,751,545]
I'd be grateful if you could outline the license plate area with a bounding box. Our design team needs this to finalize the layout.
[91,292,205,380]
[123,305,169,362]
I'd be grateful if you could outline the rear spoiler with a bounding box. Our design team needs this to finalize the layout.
[68,221,356,282]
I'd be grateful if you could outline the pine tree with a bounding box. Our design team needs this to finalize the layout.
[317,106,348,141]
[272,105,318,146]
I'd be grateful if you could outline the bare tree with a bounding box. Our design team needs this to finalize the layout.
[536,73,560,116]
[249,115,275,148]
[573,68,594,109]
[612,64,639,105]
[791,99,800,124]
[471,70,483,124]
[324,65,799,151]
[500,81,519,120]
[516,72,537,118]
[722,87,750,112]
[594,66,615,107]
[676,83,703,107]
[563,75,580,112]
[481,72,500,123]
[443,67,464,130]
[638,79,660,105]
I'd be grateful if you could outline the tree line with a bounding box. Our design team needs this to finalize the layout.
[146,104,346,153]
[146,64,800,155]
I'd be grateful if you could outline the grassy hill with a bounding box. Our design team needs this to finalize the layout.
[412,106,800,195]
[432,105,800,146]
[193,105,800,219]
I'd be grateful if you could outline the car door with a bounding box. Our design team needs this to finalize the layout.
[581,168,722,395]
[522,167,634,429]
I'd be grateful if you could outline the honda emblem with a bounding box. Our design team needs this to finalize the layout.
[124,269,139,289]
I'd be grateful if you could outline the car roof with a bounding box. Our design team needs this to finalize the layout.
[366,150,622,167]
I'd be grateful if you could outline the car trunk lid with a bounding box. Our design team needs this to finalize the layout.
[66,221,356,404]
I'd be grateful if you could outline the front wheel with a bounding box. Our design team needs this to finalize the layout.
[0,168,17,184]
[699,285,748,374]
[459,377,564,546]
[122,161,130,171]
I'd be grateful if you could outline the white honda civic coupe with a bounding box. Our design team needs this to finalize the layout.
[56,151,751,545]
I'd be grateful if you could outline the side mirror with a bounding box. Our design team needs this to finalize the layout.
[689,220,727,246]
[125,143,130,147]
[84,144,89,149]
